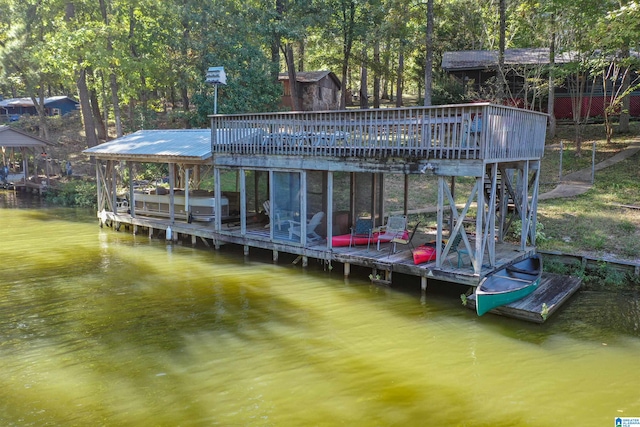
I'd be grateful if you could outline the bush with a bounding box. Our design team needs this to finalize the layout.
[45,180,97,208]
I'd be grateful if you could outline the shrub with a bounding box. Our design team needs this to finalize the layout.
[45,180,97,208]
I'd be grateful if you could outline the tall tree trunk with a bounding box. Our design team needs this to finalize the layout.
[619,45,631,133]
[373,40,380,108]
[339,0,355,110]
[270,0,285,83]
[396,43,404,107]
[179,0,191,128]
[99,0,122,138]
[110,72,123,137]
[30,87,49,140]
[298,40,305,72]
[67,2,97,147]
[497,0,507,102]
[284,43,301,111]
[359,47,368,109]
[423,0,434,106]
[77,67,99,148]
[547,26,556,138]
[90,85,106,141]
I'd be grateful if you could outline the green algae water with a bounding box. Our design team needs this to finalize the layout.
[1,191,639,426]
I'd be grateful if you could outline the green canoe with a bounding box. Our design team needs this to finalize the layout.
[475,254,543,316]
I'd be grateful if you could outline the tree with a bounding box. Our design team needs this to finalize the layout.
[423,0,434,106]
[597,1,640,136]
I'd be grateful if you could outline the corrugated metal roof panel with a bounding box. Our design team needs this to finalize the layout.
[0,96,77,108]
[0,125,57,147]
[83,129,212,161]
[442,48,574,71]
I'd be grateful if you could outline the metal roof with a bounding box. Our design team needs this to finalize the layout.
[442,48,574,71]
[0,125,57,148]
[278,70,342,89]
[0,96,77,108]
[83,129,213,163]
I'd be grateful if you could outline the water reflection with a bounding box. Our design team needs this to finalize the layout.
[1,195,639,425]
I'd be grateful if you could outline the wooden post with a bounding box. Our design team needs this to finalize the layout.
[327,171,333,248]
[421,276,428,291]
[240,168,247,236]
[244,245,249,256]
[273,250,278,262]
[344,262,351,277]
[128,162,135,218]
[168,162,175,223]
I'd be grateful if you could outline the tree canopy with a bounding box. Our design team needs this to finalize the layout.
[1,0,639,143]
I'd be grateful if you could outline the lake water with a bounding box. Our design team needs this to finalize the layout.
[1,191,639,426]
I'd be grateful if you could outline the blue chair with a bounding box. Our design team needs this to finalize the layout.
[349,218,373,251]
[445,232,469,268]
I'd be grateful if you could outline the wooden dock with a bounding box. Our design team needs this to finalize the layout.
[465,273,582,323]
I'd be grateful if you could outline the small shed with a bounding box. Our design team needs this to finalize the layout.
[0,96,79,121]
[278,71,342,111]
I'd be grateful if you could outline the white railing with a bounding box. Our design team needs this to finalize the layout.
[210,103,547,161]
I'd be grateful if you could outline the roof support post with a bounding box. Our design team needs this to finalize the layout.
[168,162,175,223]
[240,167,247,236]
[128,162,135,218]
[327,171,333,249]
[214,167,222,232]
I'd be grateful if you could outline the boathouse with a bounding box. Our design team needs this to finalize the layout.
[0,125,58,191]
[84,103,548,290]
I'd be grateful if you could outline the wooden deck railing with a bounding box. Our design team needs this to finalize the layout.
[210,103,547,162]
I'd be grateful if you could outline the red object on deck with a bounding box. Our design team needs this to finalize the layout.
[331,232,381,247]
[413,245,436,265]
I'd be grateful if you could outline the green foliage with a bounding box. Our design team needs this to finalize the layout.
[540,303,549,321]
[45,180,97,209]
[545,258,632,291]
[512,220,548,244]
[431,73,474,105]
[460,293,467,306]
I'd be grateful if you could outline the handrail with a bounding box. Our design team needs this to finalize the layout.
[210,103,547,162]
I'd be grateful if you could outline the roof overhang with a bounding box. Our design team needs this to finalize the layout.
[83,129,212,164]
[0,125,58,148]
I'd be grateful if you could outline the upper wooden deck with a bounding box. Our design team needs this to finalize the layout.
[210,103,547,164]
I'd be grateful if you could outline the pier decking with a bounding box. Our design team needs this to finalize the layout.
[99,210,535,288]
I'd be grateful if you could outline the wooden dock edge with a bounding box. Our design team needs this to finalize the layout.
[465,273,582,323]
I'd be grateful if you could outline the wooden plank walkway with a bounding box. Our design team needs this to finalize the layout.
[465,273,582,323]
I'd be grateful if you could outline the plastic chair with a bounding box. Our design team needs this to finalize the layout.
[445,232,469,268]
[375,215,407,250]
[289,211,325,242]
[263,200,283,230]
[349,218,373,251]
[389,221,421,255]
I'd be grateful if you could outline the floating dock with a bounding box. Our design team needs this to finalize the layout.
[465,272,582,323]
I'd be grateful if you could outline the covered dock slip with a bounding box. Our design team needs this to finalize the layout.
[85,103,551,292]
[0,125,58,192]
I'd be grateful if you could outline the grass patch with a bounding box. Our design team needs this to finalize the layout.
[536,150,640,262]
